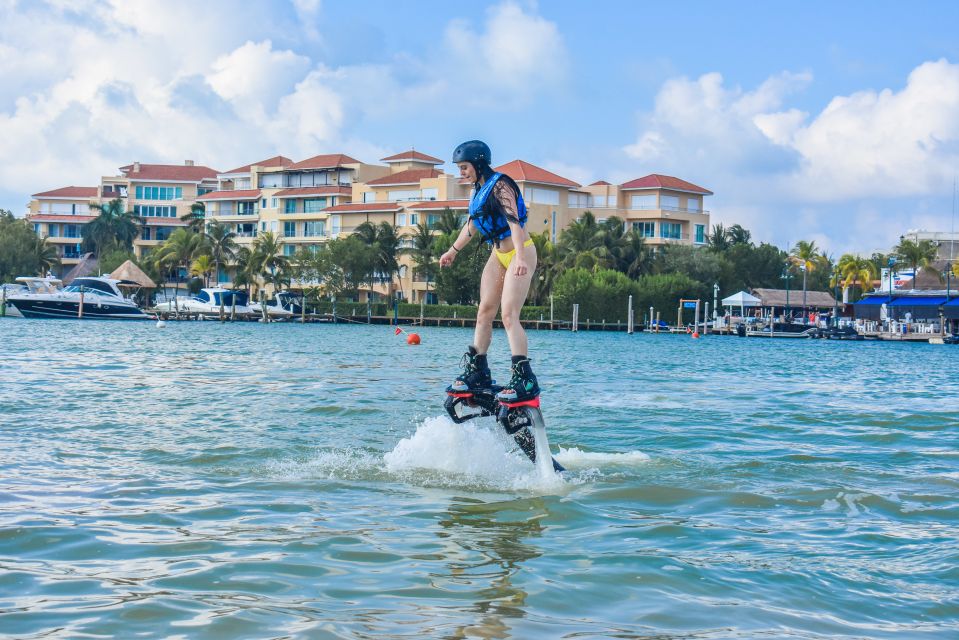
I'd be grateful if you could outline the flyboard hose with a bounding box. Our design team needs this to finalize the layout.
[445,389,564,473]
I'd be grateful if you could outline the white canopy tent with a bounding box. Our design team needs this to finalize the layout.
[722,291,762,318]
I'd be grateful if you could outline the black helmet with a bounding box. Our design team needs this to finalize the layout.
[452,140,491,166]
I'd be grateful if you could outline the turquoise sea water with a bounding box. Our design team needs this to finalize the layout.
[1,319,957,639]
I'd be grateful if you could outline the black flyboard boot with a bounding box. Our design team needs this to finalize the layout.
[448,346,493,393]
[495,357,540,403]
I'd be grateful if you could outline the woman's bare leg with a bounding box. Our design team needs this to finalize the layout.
[473,251,505,354]
[501,243,537,356]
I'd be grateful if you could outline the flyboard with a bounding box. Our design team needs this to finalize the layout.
[445,385,565,473]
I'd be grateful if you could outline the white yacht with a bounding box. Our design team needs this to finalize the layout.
[7,276,152,320]
[249,291,304,319]
[154,288,253,318]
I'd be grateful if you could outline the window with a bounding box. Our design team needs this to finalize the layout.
[234,178,251,189]
[388,189,421,201]
[134,205,177,218]
[284,221,297,237]
[237,201,255,215]
[237,223,256,237]
[155,226,174,241]
[687,198,701,212]
[259,174,282,188]
[304,221,326,237]
[63,224,80,238]
[409,213,418,226]
[524,187,560,205]
[198,187,214,196]
[568,192,588,208]
[260,221,267,231]
[589,194,612,208]
[397,213,407,227]
[363,191,376,203]
[283,244,297,256]
[33,223,41,234]
[631,221,655,238]
[630,194,656,210]
[271,198,278,209]
[141,227,151,240]
[330,215,341,236]
[660,222,682,239]
[285,199,297,214]
[304,198,327,213]
[48,223,60,237]
[262,199,267,209]
[427,213,440,228]
[695,224,706,244]
[421,188,438,200]
[135,186,182,200]
[660,195,680,211]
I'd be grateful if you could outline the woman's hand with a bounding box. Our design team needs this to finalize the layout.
[439,249,457,268]
[512,255,529,277]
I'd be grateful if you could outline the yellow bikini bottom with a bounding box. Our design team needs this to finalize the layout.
[493,238,534,270]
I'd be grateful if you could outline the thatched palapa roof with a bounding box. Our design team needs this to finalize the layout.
[751,288,838,308]
[109,260,156,288]
[62,253,98,285]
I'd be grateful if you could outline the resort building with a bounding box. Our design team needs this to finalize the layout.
[25,150,712,296]
[26,186,99,271]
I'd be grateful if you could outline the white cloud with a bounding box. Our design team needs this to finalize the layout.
[443,1,567,106]
[622,60,959,252]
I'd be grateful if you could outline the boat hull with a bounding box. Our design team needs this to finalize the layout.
[8,297,151,320]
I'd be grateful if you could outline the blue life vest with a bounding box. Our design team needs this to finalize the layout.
[468,173,527,245]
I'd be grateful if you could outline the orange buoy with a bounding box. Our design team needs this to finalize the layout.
[692,331,700,339]
[406,332,421,345]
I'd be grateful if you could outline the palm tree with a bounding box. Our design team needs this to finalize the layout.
[434,207,464,236]
[557,211,604,269]
[374,221,403,300]
[728,224,752,246]
[407,221,438,306]
[32,236,61,276]
[706,223,731,252]
[190,255,214,287]
[251,231,288,299]
[153,228,206,304]
[894,238,938,286]
[82,198,143,259]
[528,231,557,306]
[789,240,825,315]
[204,221,237,287]
[836,253,876,301]
[180,202,206,234]
[617,229,653,279]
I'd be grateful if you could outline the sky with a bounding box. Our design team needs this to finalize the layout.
[2,0,959,255]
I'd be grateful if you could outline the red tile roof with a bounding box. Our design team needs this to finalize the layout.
[406,199,469,210]
[620,174,712,194]
[223,155,294,175]
[494,160,580,188]
[119,163,219,181]
[325,202,402,213]
[288,154,361,170]
[274,186,352,198]
[197,189,262,201]
[31,186,98,198]
[26,214,96,222]
[590,180,612,186]
[380,150,444,164]
[365,168,442,186]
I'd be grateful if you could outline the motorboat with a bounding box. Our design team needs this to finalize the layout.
[154,288,253,318]
[7,276,152,319]
[249,291,304,320]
